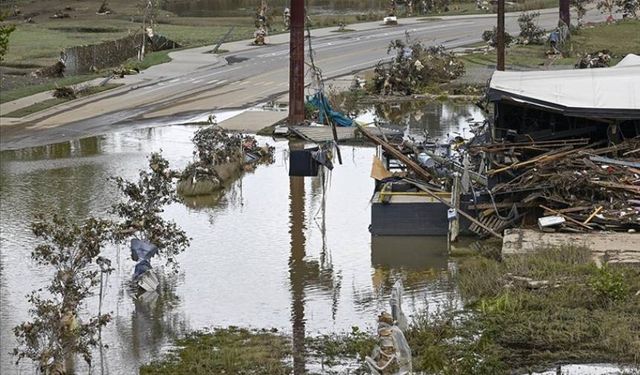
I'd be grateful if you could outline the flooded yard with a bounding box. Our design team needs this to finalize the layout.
[0,101,479,373]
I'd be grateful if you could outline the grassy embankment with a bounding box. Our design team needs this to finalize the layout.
[3,83,123,117]
[140,246,640,374]
[460,19,640,69]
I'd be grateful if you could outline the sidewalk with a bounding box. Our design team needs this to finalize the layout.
[0,46,228,124]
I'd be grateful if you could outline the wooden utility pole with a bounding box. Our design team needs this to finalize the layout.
[559,0,570,27]
[496,0,505,71]
[288,0,305,125]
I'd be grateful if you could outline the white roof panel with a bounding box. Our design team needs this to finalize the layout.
[489,56,640,118]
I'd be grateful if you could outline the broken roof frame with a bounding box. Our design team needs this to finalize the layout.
[487,54,640,120]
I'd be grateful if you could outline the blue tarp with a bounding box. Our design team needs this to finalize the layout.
[307,92,353,127]
[131,239,158,279]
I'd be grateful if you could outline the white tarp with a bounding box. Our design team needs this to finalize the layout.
[489,56,640,116]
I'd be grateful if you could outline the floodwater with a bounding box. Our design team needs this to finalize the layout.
[0,101,480,374]
[0,100,631,374]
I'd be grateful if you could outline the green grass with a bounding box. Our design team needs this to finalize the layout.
[139,327,291,374]
[0,74,100,104]
[122,49,173,71]
[406,246,640,374]
[459,19,640,69]
[1,50,173,105]
[3,83,123,117]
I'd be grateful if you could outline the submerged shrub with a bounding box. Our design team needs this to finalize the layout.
[13,215,113,373]
[111,152,190,267]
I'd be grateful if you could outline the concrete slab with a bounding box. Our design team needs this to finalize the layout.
[502,229,640,264]
[218,110,286,133]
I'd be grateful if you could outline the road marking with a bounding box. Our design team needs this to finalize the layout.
[169,78,180,83]
[207,79,219,84]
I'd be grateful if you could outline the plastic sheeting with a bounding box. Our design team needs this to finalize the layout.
[488,59,640,119]
[131,239,158,280]
[307,92,354,127]
[365,280,412,374]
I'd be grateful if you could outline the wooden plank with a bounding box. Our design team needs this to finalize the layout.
[583,206,603,225]
[289,126,356,142]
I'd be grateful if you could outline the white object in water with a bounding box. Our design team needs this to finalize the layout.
[138,270,160,292]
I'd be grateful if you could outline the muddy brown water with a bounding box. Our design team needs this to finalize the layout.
[0,101,631,374]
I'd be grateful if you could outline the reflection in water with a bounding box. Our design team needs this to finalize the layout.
[289,142,307,374]
[356,101,485,141]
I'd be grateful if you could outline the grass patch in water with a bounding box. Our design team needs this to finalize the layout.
[407,245,640,374]
[140,327,292,374]
[305,326,377,368]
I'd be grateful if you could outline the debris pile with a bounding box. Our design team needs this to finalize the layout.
[372,39,464,95]
[472,138,640,232]
[52,86,76,99]
[575,49,612,68]
[177,125,274,196]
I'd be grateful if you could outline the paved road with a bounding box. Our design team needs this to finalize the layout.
[0,8,604,150]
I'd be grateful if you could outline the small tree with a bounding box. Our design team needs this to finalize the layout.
[0,13,16,61]
[616,0,639,17]
[111,152,189,267]
[571,0,593,27]
[13,215,113,373]
[517,12,546,44]
[597,0,617,18]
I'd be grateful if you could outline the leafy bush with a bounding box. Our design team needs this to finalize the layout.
[589,265,629,304]
[482,27,514,47]
[517,12,546,44]
[52,86,77,99]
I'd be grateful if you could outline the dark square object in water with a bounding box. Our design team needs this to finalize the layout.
[289,148,319,177]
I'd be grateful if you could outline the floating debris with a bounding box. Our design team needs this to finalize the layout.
[177,124,274,196]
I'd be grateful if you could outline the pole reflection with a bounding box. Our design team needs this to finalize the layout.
[288,141,307,374]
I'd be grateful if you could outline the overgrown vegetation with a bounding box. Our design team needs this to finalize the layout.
[111,152,190,268]
[407,246,640,373]
[463,19,640,68]
[13,215,114,374]
[481,27,514,47]
[306,326,377,368]
[0,12,15,61]
[140,327,292,374]
[516,11,545,44]
[4,83,123,118]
